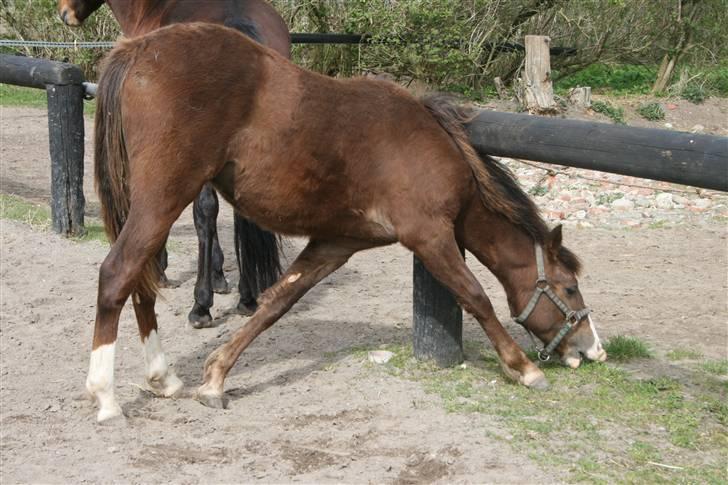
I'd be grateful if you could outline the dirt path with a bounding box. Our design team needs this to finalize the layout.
[1,106,726,483]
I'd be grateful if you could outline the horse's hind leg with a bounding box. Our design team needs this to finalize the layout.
[401,227,547,388]
[189,185,229,328]
[197,238,371,408]
[132,291,183,397]
[88,191,194,422]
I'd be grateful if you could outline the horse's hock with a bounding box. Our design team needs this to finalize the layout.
[0,54,87,236]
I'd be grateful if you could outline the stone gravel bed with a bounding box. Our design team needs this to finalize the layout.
[501,158,727,229]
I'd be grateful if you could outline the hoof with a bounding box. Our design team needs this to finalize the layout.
[196,392,226,409]
[188,305,214,329]
[97,404,125,425]
[213,273,231,294]
[235,299,257,317]
[145,374,184,398]
[524,373,550,390]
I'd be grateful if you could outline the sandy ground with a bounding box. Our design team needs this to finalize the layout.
[1,106,727,483]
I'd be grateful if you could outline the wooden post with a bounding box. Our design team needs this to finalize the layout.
[568,87,591,109]
[413,253,464,368]
[522,35,556,113]
[46,84,86,236]
[0,55,86,236]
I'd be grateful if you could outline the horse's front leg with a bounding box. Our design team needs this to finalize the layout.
[197,238,370,408]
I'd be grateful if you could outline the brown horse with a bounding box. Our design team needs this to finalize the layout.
[86,23,606,422]
[58,0,290,326]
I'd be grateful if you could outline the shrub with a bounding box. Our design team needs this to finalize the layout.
[636,102,665,121]
[591,100,626,124]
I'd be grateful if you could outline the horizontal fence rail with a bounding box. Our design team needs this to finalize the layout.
[466,111,728,192]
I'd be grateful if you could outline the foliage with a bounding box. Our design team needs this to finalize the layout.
[1,0,727,96]
[0,83,96,114]
[636,102,665,121]
[590,100,625,124]
[603,335,652,360]
[680,83,707,104]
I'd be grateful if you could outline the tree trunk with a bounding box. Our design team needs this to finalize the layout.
[522,35,557,113]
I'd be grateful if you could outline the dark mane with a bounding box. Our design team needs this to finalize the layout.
[480,155,582,275]
[421,94,582,275]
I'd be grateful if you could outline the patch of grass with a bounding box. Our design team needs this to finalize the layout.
[701,359,728,376]
[666,348,704,361]
[591,100,626,124]
[681,83,707,104]
[594,191,624,206]
[0,83,96,115]
[636,102,665,121]
[528,185,549,197]
[555,64,656,95]
[373,342,726,484]
[603,335,652,361]
[0,194,107,244]
[648,219,671,229]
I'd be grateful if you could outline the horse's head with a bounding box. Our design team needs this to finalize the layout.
[58,0,105,26]
[515,225,607,369]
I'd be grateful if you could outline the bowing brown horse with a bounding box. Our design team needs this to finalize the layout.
[86,23,606,422]
[58,0,290,326]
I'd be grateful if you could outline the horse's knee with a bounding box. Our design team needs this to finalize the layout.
[97,258,127,314]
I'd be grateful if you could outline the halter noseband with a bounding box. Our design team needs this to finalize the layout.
[513,244,591,362]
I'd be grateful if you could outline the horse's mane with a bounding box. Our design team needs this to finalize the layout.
[422,94,582,274]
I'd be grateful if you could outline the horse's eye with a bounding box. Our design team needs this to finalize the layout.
[565,286,577,296]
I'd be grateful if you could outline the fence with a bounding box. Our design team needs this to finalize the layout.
[1,40,727,367]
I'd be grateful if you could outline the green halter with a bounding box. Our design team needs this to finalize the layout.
[513,244,591,362]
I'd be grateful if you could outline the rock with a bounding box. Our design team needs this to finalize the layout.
[368,350,394,364]
[691,124,705,134]
[574,210,587,220]
[664,123,673,129]
[655,193,674,209]
[694,198,711,209]
[635,197,652,208]
[672,195,689,205]
[611,198,634,210]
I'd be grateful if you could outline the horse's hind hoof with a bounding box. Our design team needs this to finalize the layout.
[188,306,214,329]
[526,375,550,391]
[235,299,257,317]
[196,392,226,409]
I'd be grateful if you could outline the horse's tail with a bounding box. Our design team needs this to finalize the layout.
[234,216,282,303]
[95,46,160,299]
[421,94,544,240]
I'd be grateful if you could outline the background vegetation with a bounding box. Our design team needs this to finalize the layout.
[1,0,727,98]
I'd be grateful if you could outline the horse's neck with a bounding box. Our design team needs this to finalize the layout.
[478,216,539,314]
[107,0,165,36]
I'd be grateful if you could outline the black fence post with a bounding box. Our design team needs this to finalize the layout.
[412,252,464,367]
[46,83,85,236]
[0,54,86,236]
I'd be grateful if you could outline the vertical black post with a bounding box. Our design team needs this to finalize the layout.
[46,83,85,236]
[412,252,464,367]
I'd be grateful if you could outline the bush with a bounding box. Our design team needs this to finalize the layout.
[591,100,626,124]
[636,102,665,121]
[556,64,656,95]
[680,83,707,104]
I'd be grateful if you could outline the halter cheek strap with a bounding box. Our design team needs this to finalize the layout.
[513,244,591,361]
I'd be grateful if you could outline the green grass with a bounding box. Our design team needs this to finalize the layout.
[591,100,626,124]
[361,342,727,484]
[604,335,653,361]
[636,102,665,121]
[555,64,657,95]
[701,359,728,376]
[0,194,107,244]
[0,83,96,115]
[666,348,704,361]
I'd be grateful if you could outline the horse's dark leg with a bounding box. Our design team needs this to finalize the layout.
[233,214,281,316]
[401,227,547,389]
[189,184,228,327]
[197,238,370,408]
[132,291,183,397]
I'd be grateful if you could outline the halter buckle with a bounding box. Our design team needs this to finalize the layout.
[538,350,551,362]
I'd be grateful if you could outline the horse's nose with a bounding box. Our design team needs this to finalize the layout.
[60,9,68,24]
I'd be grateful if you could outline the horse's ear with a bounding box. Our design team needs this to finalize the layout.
[547,225,563,252]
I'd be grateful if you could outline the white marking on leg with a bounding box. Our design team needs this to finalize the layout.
[86,342,123,422]
[143,330,184,397]
[584,315,607,362]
